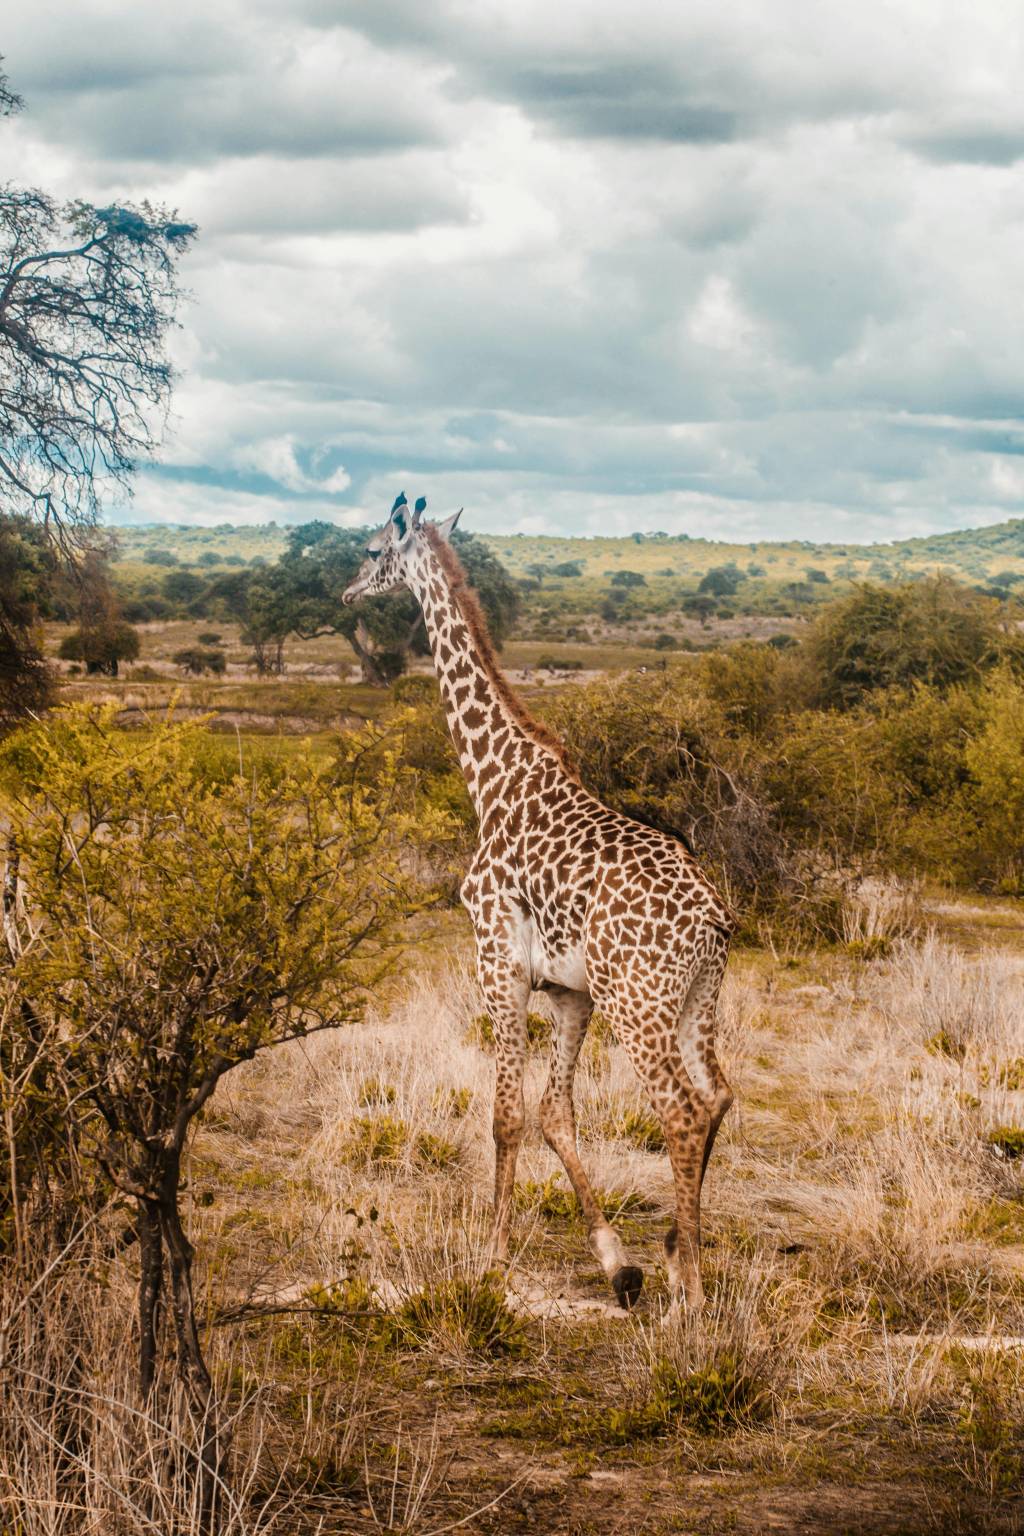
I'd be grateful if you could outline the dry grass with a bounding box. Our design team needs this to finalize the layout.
[7,894,1024,1532]
[0,1247,338,1535]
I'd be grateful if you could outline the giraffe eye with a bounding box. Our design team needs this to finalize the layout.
[366,548,380,561]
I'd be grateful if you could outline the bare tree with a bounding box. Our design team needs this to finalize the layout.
[0,58,21,118]
[0,59,196,537]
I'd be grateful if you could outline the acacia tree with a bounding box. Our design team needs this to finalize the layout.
[276,520,521,684]
[0,706,443,1516]
[0,65,196,529]
[53,531,140,675]
[204,568,294,675]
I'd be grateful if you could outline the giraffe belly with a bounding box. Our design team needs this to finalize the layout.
[528,926,589,992]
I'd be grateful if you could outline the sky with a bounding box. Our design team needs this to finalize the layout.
[4,1,1024,543]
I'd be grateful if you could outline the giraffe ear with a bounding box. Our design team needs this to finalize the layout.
[390,491,413,546]
[435,507,462,542]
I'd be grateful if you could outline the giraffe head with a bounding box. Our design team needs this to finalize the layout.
[342,494,462,606]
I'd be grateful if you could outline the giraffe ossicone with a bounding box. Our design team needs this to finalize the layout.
[342,496,736,1310]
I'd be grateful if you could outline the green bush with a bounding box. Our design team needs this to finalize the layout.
[357,1077,396,1108]
[172,646,226,676]
[342,1114,408,1168]
[805,578,1015,710]
[58,622,140,676]
[396,1274,526,1358]
[997,1059,1024,1091]
[413,1130,460,1171]
[987,1127,1024,1161]
[609,1354,772,1441]
[433,1085,473,1119]
[604,1106,665,1152]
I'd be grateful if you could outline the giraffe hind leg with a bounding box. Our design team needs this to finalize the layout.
[538,987,642,1307]
[677,935,734,1190]
[601,993,711,1309]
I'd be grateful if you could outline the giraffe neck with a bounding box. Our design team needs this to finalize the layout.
[405,541,554,818]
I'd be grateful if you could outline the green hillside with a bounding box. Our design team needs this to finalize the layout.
[110,516,1024,630]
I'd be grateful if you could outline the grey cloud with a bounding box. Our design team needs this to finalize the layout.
[458,63,740,144]
[900,124,1024,166]
[326,2,932,141]
[28,73,442,168]
[6,0,1024,542]
[6,7,448,166]
[190,153,468,236]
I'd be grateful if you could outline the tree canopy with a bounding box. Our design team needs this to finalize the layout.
[0,705,443,1446]
[805,577,1018,709]
[212,523,521,684]
[0,515,54,729]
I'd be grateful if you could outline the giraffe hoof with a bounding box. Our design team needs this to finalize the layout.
[611,1265,644,1310]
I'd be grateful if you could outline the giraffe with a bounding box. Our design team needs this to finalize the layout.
[342,495,736,1309]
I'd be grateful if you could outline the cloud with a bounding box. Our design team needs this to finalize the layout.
[231,435,351,494]
[4,0,1024,541]
[180,152,469,237]
[898,120,1024,167]
[5,5,451,166]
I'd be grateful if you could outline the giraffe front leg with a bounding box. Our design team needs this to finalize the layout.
[477,960,530,1266]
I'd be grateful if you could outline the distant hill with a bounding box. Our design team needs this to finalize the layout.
[110,516,1024,625]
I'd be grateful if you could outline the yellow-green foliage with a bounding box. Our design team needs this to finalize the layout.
[514,1172,656,1222]
[926,1030,968,1063]
[433,1085,473,1119]
[998,1059,1024,1090]
[951,1348,1024,1494]
[604,1106,666,1152]
[547,636,1024,909]
[357,1077,397,1108]
[342,1114,408,1168]
[515,1172,580,1221]
[471,1010,551,1050]
[987,1127,1024,1161]
[413,1130,460,1171]
[964,667,1024,890]
[608,1354,772,1442]
[0,704,446,1222]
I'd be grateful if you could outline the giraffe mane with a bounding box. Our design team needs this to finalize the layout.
[422,523,578,776]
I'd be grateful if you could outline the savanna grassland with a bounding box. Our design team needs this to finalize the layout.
[9,892,1024,1535]
[5,520,1024,1536]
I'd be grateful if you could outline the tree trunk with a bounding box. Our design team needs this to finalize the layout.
[159,1157,223,1531]
[159,1164,209,1397]
[137,1197,163,1400]
[351,619,393,687]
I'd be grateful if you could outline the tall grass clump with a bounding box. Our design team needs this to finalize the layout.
[608,1258,808,1442]
[0,1243,281,1536]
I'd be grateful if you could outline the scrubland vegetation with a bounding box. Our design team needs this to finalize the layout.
[4,914,1024,1532]
[3,524,1024,1533]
